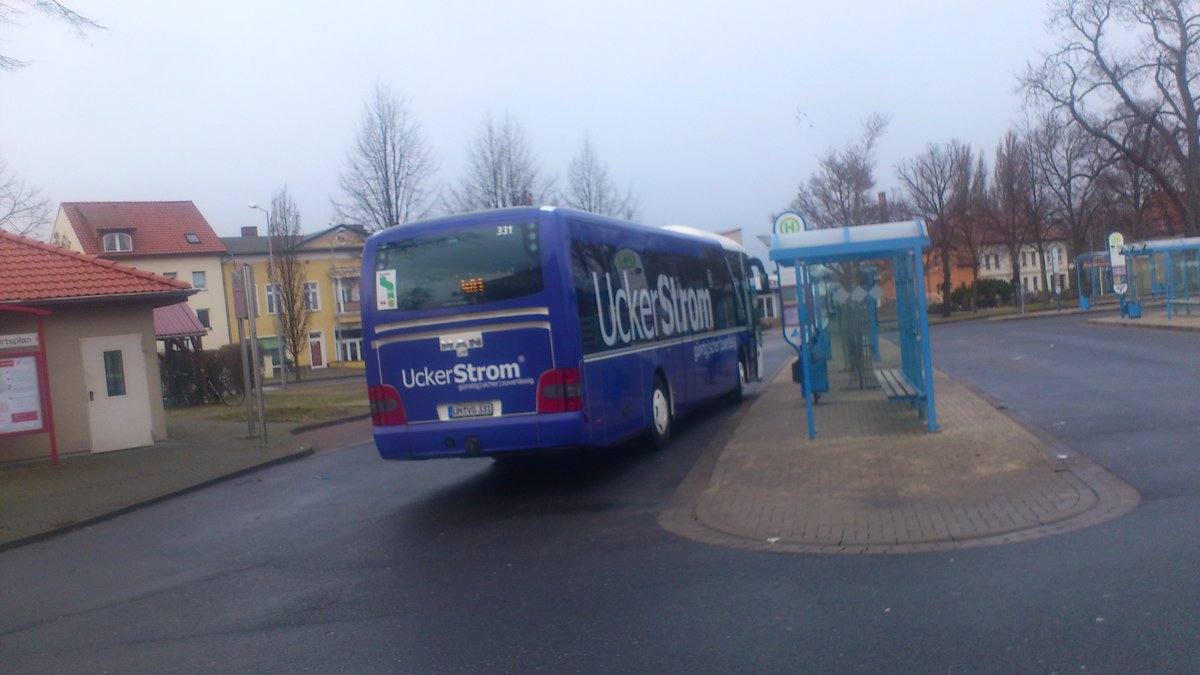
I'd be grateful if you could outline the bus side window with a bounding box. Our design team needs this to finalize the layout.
[571,239,611,354]
[703,249,737,330]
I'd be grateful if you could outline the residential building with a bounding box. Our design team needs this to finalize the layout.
[0,231,194,462]
[221,224,368,378]
[49,201,233,347]
[978,240,1073,295]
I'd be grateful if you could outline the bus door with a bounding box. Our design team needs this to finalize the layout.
[746,256,769,381]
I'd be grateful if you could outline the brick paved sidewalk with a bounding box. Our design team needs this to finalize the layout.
[661,364,1140,554]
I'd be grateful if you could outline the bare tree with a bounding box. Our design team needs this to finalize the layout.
[563,138,639,219]
[334,83,435,232]
[1022,0,1200,236]
[1018,124,1056,297]
[0,158,51,237]
[450,112,552,212]
[989,131,1034,296]
[791,113,890,228]
[897,140,975,315]
[1,1,102,70]
[956,155,992,293]
[269,186,311,382]
[1029,110,1112,263]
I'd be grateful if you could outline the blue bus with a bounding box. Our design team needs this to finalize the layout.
[361,206,766,460]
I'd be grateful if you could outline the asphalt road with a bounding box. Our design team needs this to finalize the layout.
[1,317,1198,672]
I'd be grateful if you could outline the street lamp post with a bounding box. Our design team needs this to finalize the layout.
[249,203,287,389]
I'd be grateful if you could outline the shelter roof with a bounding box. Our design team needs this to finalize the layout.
[770,219,930,265]
[0,230,194,305]
[154,301,208,339]
[60,201,226,257]
[1121,235,1200,254]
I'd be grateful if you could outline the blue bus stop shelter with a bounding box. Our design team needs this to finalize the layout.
[1121,236,1200,318]
[770,219,937,438]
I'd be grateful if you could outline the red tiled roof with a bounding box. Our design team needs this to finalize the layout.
[60,201,227,257]
[154,301,207,339]
[0,230,194,303]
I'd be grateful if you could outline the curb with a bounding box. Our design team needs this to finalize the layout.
[291,414,372,435]
[0,446,315,553]
[1087,318,1200,333]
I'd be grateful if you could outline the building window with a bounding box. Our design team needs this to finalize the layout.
[984,256,991,271]
[265,284,278,315]
[196,308,210,328]
[1033,276,1039,291]
[163,272,177,279]
[103,350,126,397]
[336,327,362,362]
[192,271,207,289]
[185,233,201,244]
[102,232,132,253]
[303,281,320,311]
[336,277,360,313]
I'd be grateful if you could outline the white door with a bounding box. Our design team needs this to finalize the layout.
[80,334,153,453]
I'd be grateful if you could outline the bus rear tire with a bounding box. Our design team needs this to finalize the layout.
[650,377,672,450]
[729,358,747,403]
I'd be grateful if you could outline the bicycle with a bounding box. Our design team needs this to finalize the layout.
[204,369,245,406]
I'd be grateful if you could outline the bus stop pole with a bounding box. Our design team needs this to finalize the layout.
[912,248,937,432]
[797,263,816,440]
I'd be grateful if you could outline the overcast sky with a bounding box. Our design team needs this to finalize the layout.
[2,0,1058,258]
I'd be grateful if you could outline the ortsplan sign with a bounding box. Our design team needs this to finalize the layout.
[0,333,38,349]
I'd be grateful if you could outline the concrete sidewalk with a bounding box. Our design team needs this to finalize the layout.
[1087,306,1200,332]
[0,415,373,550]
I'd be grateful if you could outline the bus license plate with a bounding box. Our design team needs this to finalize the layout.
[449,401,495,419]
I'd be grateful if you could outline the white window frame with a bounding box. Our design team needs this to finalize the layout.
[264,283,279,315]
[102,232,132,253]
[192,270,207,289]
[303,281,320,312]
[336,327,363,362]
[336,277,360,314]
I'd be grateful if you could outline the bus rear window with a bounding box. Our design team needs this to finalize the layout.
[375,222,543,311]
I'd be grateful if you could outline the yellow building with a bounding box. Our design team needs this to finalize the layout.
[221,224,368,378]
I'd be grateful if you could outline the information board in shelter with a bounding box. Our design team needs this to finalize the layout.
[0,355,44,435]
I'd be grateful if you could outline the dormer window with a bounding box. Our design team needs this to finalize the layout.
[102,232,133,253]
[185,233,201,244]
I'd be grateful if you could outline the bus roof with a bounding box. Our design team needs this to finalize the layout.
[660,224,747,254]
[366,206,749,255]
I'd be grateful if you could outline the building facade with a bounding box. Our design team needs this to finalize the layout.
[221,224,367,378]
[49,201,232,347]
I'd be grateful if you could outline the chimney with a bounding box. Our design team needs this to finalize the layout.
[241,226,258,237]
[877,192,889,221]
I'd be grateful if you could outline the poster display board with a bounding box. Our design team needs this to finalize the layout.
[0,353,45,435]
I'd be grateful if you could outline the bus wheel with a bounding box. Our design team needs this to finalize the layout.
[650,377,672,450]
[735,359,748,401]
[726,356,746,404]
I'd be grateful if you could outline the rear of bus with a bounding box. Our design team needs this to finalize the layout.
[361,208,585,460]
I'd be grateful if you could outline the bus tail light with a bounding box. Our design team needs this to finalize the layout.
[537,368,582,413]
[369,385,407,426]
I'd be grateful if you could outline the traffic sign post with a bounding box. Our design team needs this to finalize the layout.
[1051,247,1061,312]
[1108,232,1128,296]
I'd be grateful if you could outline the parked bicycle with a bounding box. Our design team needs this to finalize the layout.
[205,368,244,406]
